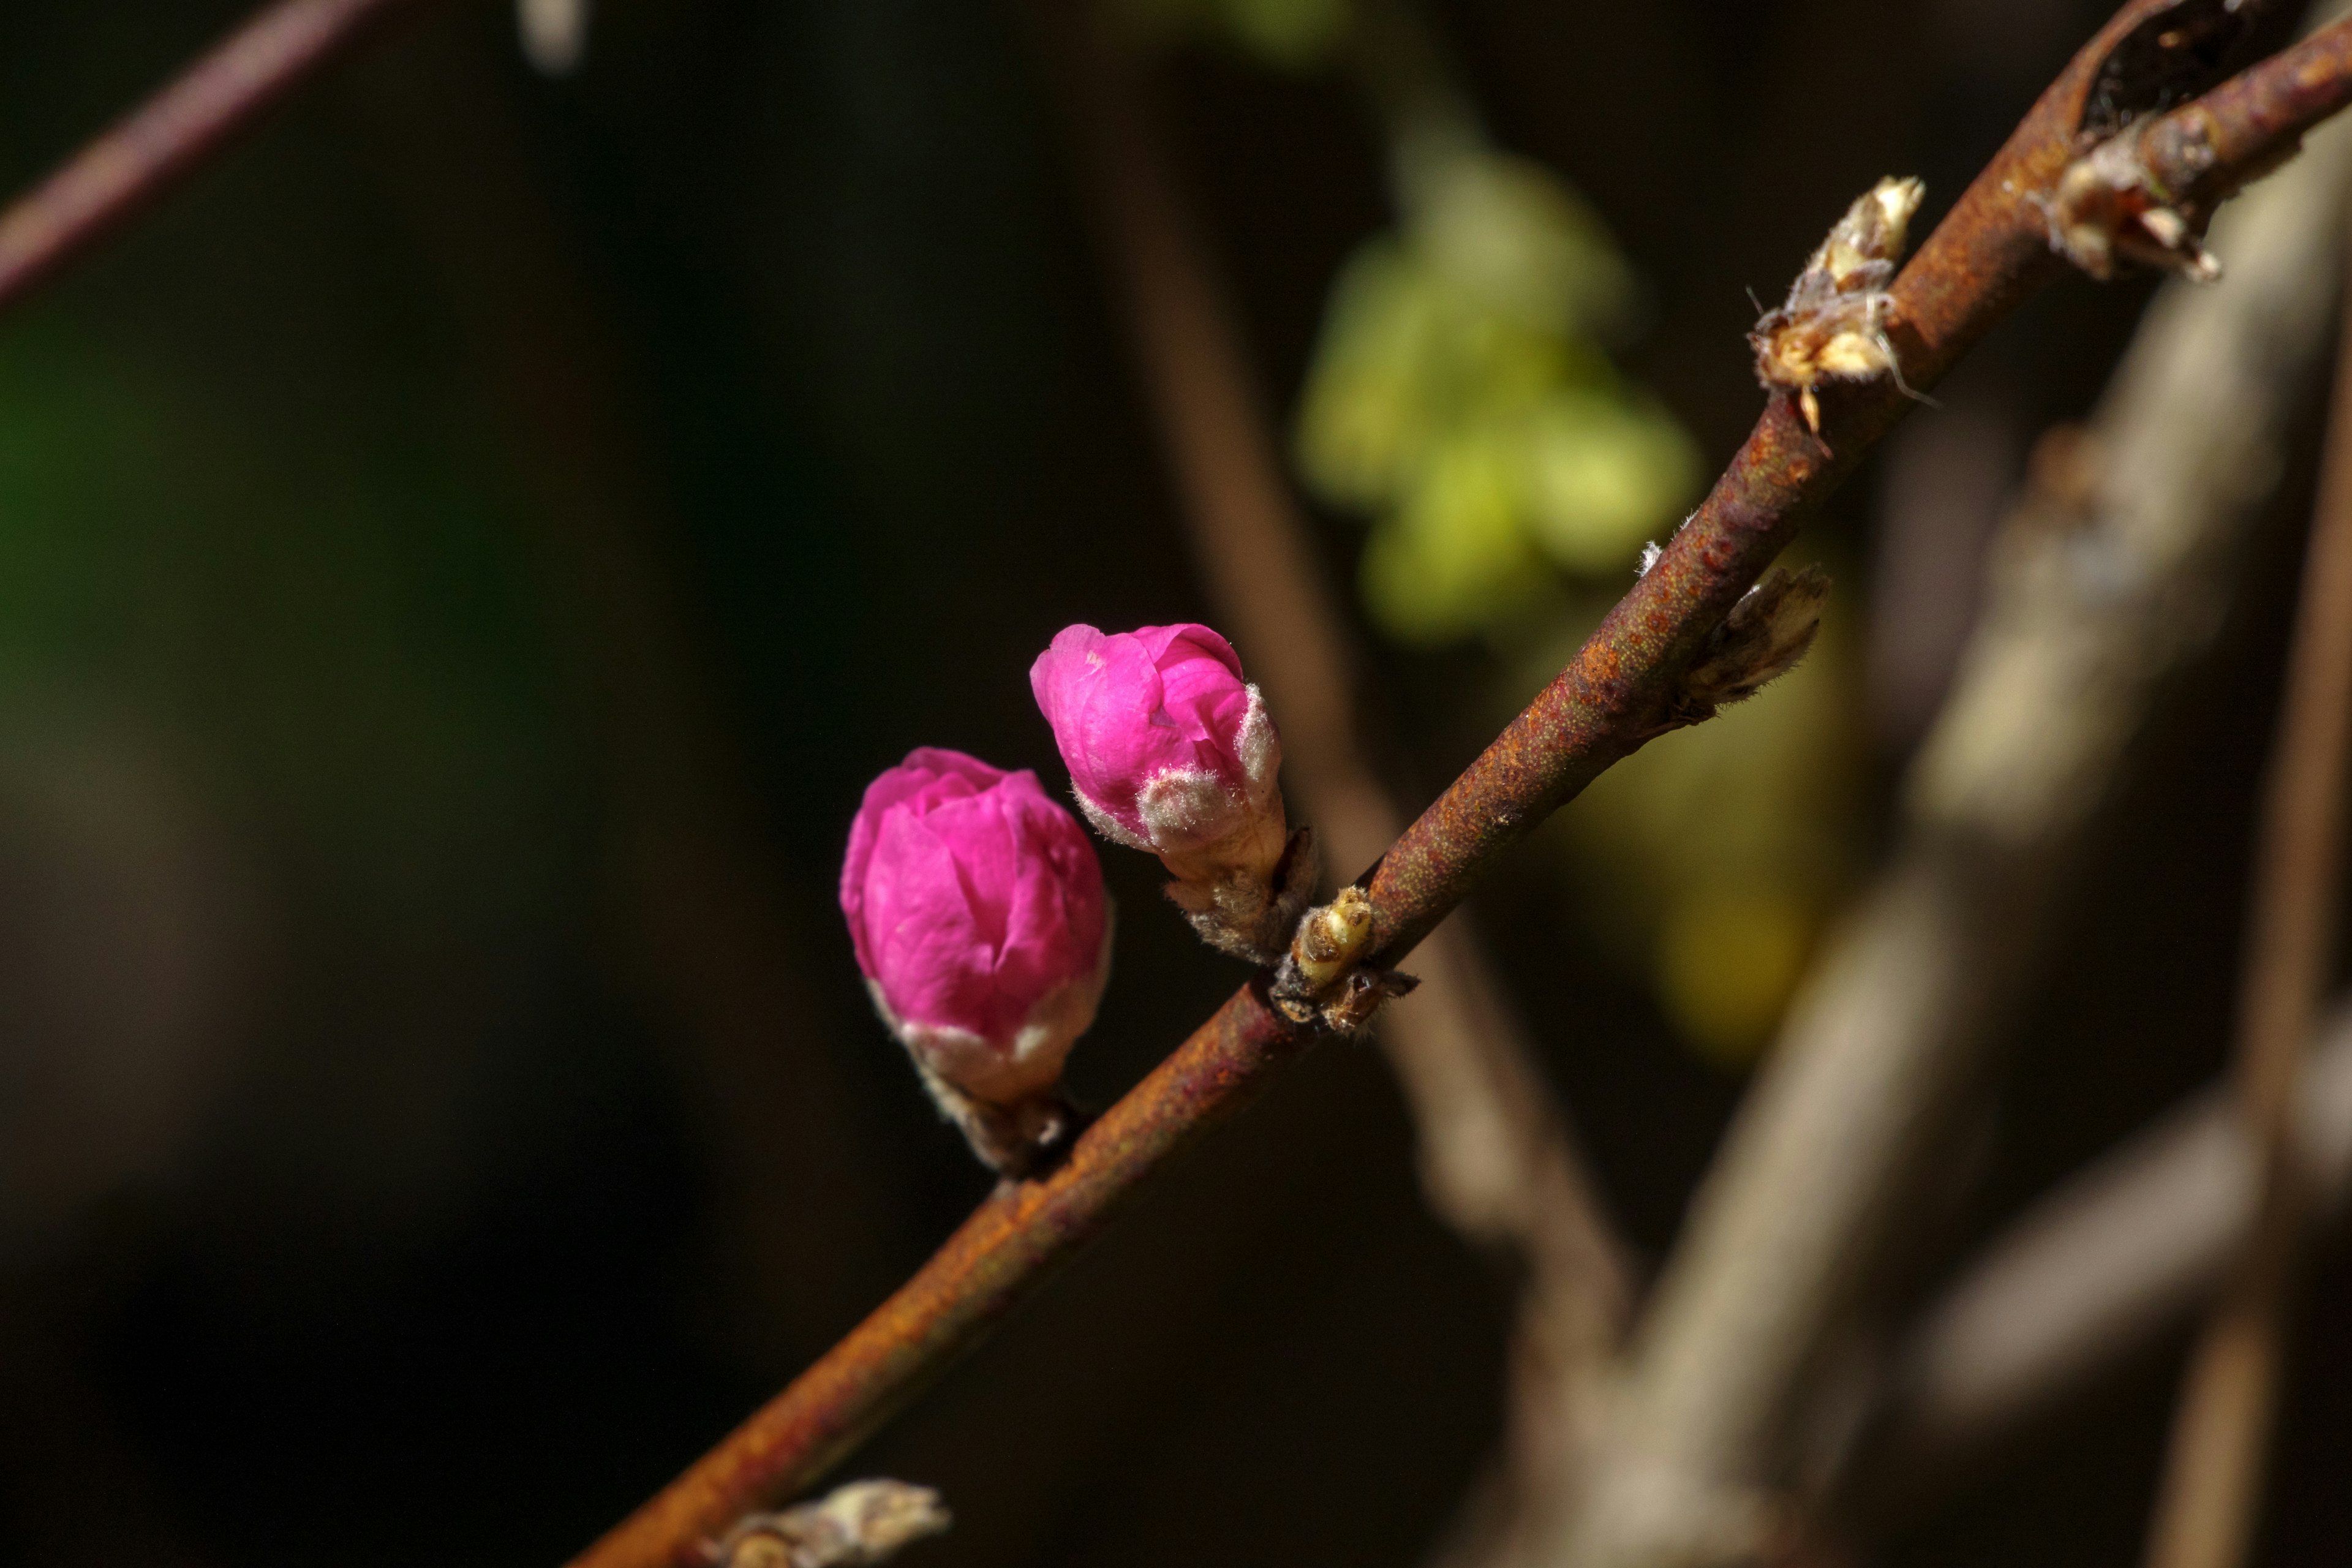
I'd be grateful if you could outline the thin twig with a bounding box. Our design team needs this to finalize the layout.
[567,12,2352,1566]
[1839,1003,2352,1539]
[0,0,428,318]
[1562,34,2352,1567]
[1024,2,1634,1554]
[2141,160,2352,1568]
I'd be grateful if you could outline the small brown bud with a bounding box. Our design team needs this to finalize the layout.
[1292,884,1376,990]
[1320,965,1422,1032]
[1267,885,1417,1033]
[712,1481,951,1568]
[2041,130,2220,283]
[1751,178,1926,435]
[1668,564,1831,728]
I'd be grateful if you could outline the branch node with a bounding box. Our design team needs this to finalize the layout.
[1168,824,1321,965]
[709,1480,951,1568]
[1270,886,1420,1032]
[1751,177,1926,436]
[1665,563,1833,729]
[2042,124,2225,282]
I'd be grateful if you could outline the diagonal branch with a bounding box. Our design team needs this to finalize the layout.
[0,0,431,318]
[567,10,2352,1567]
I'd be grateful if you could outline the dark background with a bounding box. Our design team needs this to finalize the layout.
[0,1,2344,1564]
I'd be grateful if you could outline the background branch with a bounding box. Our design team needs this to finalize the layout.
[1841,1001,2352,1539]
[1562,24,2352,1568]
[0,0,428,317]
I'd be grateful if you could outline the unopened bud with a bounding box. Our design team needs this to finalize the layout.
[1269,886,1417,1031]
[1031,622,1316,961]
[1292,884,1376,990]
[2041,134,2220,283]
[1669,564,1831,728]
[841,749,1111,1175]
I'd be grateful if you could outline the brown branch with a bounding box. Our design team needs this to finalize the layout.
[2141,153,2352,1568]
[1561,31,2352,1567]
[0,0,430,319]
[566,10,2352,1566]
[1838,1004,2352,1540]
[1022,4,1634,1558]
[2147,15,2352,209]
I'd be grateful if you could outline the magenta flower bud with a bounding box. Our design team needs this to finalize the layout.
[1030,623,1311,962]
[840,748,1111,1172]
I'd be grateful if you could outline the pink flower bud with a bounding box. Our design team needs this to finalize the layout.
[1030,623,1284,867]
[840,748,1110,1165]
[1030,624,1310,962]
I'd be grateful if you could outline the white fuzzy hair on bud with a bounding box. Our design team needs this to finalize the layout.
[713,1479,952,1568]
[1750,176,1928,435]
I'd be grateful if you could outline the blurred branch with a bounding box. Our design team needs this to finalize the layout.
[1562,25,2352,1568]
[1023,2,1634,1556]
[2142,159,2352,1568]
[1839,1003,2352,1538]
[2151,15,2352,207]
[0,0,429,318]
[568,9,2352,1565]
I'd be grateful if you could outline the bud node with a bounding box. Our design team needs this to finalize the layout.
[1662,564,1831,731]
[2040,127,2222,283]
[1269,886,1420,1033]
[1751,177,1927,437]
[710,1480,951,1568]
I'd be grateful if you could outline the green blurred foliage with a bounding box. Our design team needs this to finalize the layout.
[1294,140,1700,645]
